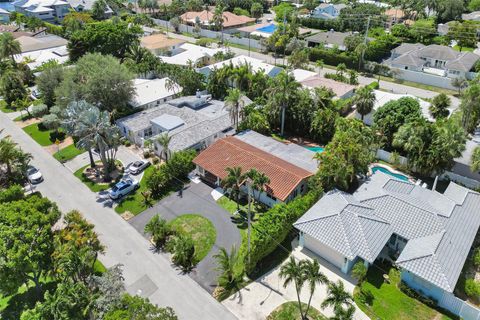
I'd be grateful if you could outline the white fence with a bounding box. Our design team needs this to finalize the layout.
[439,291,480,320]
[441,171,480,189]
[391,67,457,90]
[375,149,409,166]
[152,19,263,50]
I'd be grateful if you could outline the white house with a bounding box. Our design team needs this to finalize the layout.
[197,55,283,78]
[129,78,182,109]
[14,0,71,22]
[14,45,68,70]
[310,3,346,20]
[294,172,480,317]
[159,43,226,67]
[66,0,113,18]
[292,68,356,99]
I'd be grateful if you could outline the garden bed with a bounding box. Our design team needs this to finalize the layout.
[74,162,124,193]
[267,302,327,320]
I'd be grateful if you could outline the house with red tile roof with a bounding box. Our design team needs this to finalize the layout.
[193,130,318,207]
[180,10,255,29]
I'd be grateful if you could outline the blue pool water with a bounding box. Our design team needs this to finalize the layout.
[372,166,409,181]
[256,24,277,34]
[0,2,15,11]
[305,146,324,153]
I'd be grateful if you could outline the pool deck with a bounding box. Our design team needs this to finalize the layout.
[369,162,414,183]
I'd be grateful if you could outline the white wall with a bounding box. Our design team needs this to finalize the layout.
[391,67,459,90]
[303,234,346,269]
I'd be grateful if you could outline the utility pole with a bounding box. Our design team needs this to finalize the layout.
[359,16,371,71]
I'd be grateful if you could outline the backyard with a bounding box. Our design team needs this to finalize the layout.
[354,264,456,320]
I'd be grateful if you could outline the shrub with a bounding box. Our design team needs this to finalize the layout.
[31,104,48,118]
[357,287,374,306]
[164,150,196,178]
[196,38,214,47]
[171,234,196,271]
[143,150,151,158]
[465,279,480,300]
[245,190,321,273]
[399,281,436,307]
[352,261,368,283]
[367,81,379,90]
[152,157,160,165]
[0,185,24,203]
[124,140,131,147]
[144,215,172,250]
[145,166,170,197]
[473,248,480,267]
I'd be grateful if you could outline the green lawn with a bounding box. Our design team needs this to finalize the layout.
[93,259,107,275]
[377,76,458,96]
[267,302,327,320]
[354,265,456,320]
[53,144,84,162]
[73,163,121,193]
[169,214,216,262]
[114,166,156,215]
[453,45,474,52]
[22,123,65,146]
[0,100,16,113]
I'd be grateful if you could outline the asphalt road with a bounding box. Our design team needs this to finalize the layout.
[0,113,237,320]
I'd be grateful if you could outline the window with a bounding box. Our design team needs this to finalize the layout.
[266,193,276,201]
[144,127,153,138]
[300,184,305,193]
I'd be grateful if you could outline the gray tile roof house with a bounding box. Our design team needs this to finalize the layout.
[294,172,480,298]
[116,95,233,155]
[306,31,358,51]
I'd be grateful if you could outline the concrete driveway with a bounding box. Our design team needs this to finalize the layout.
[129,182,242,293]
[222,242,370,320]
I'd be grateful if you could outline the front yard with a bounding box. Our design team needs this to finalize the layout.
[354,264,456,320]
[53,144,84,162]
[74,162,124,193]
[22,123,65,146]
[267,302,327,320]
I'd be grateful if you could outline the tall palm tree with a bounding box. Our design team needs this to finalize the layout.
[265,71,300,136]
[321,280,354,315]
[246,169,270,204]
[354,86,376,120]
[301,259,328,317]
[316,59,324,75]
[221,166,245,210]
[0,32,21,61]
[331,304,356,320]
[224,88,246,130]
[212,5,227,42]
[0,137,32,179]
[214,246,245,300]
[279,257,306,319]
[156,133,172,162]
[230,62,253,91]
[144,214,170,249]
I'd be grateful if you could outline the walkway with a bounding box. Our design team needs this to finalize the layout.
[129,182,242,293]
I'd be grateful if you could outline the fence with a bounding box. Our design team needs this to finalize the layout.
[441,171,480,189]
[152,19,263,50]
[375,149,408,166]
[439,291,480,320]
[390,67,457,90]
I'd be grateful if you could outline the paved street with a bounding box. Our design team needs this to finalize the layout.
[0,112,237,320]
[129,182,242,293]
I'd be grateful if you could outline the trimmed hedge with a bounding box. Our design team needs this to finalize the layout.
[308,47,358,69]
[245,190,321,273]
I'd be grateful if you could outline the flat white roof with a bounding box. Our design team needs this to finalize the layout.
[160,44,225,66]
[292,68,317,82]
[199,55,282,77]
[151,114,185,131]
[14,45,68,69]
[130,78,182,108]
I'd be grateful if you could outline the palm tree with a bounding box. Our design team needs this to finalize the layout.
[214,246,245,300]
[246,169,270,204]
[224,89,246,130]
[429,93,451,119]
[354,86,376,120]
[336,63,347,79]
[330,304,356,320]
[321,280,354,315]
[0,32,21,61]
[471,146,480,173]
[156,133,172,162]
[212,5,227,43]
[301,259,328,318]
[280,257,306,319]
[221,166,245,211]
[0,137,32,180]
[316,59,324,75]
[144,214,170,250]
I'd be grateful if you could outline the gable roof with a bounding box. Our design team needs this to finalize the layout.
[193,135,314,201]
[295,172,480,292]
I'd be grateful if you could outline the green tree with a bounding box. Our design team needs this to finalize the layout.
[35,64,64,107]
[288,48,309,69]
[144,214,172,250]
[410,19,436,43]
[104,294,178,320]
[469,0,480,11]
[68,20,142,61]
[145,166,170,197]
[169,16,181,33]
[250,2,263,20]
[124,45,159,78]
[301,259,328,318]
[0,195,61,296]
[239,105,270,134]
[472,146,480,173]
[447,21,477,51]
[224,88,246,130]
[0,32,21,61]
[279,257,306,319]
[212,5,226,42]
[156,133,172,162]
[221,166,246,210]
[171,234,196,271]
[92,0,108,20]
[461,82,480,133]
[437,0,464,22]
[452,77,468,95]
[351,261,368,284]
[214,246,246,300]
[430,93,451,119]
[321,280,354,315]
[311,107,338,144]
[316,59,324,75]
[247,169,270,204]
[354,86,376,120]
[0,69,27,107]
[0,137,32,186]
[56,53,134,116]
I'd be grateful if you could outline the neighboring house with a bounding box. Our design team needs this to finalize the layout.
[384,8,411,28]
[292,68,356,99]
[15,33,68,53]
[294,171,480,315]
[66,0,113,18]
[14,0,71,22]
[462,11,480,21]
[305,30,365,51]
[310,3,346,20]
[198,55,283,78]
[447,132,480,185]
[117,94,233,156]
[193,130,317,207]
[354,90,438,125]
[0,8,10,22]
[129,78,182,109]
[159,43,226,67]
[14,45,68,69]
[140,34,185,56]
[388,43,480,79]
[180,10,255,29]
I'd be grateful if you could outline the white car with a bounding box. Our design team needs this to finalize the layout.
[125,160,150,175]
[109,178,139,199]
[27,166,43,184]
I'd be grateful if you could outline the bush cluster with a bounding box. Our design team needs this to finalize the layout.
[398,280,436,308]
[308,47,358,69]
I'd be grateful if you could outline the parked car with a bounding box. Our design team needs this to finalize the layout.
[125,160,150,175]
[109,178,139,199]
[27,166,43,184]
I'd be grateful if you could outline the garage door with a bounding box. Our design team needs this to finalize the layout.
[304,234,346,269]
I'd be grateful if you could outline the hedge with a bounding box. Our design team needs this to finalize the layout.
[308,47,358,69]
[245,190,321,273]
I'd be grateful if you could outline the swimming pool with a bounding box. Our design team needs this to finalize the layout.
[256,24,277,34]
[371,166,409,181]
[305,146,324,153]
